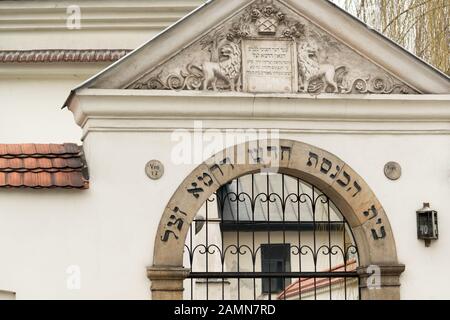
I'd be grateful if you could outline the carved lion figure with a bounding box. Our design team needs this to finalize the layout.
[298,41,346,93]
[199,41,242,91]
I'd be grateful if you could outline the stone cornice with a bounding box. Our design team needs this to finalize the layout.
[0,63,109,79]
[0,0,202,31]
[68,89,450,139]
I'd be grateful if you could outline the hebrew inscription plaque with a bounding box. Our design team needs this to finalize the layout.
[242,39,298,93]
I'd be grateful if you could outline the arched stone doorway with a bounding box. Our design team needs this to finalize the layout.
[148,139,405,300]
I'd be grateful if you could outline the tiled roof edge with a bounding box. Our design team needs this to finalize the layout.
[0,143,89,190]
[0,49,131,63]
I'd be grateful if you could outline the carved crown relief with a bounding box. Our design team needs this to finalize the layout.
[128,0,416,94]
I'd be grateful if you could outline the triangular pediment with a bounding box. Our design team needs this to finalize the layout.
[127,0,416,94]
[73,0,450,96]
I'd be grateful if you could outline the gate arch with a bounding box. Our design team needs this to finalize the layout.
[148,139,405,300]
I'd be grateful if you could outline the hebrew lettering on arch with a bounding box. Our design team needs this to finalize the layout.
[248,147,263,164]
[187,182,204,198]
[329,165,341,179]
[161,229,179,242]
[167,214,184,231]
[220,157,235,168]
[306,152,319,168]
[161,207,187,242]
[371,225,386,240]
[209,157,234,176]
[352,181,362,197]
[209,163,223,175]
[198,172,214,187]
[280,146,291,160]
[320,158,332,174]
[337,171,351,187]
[266,145,277,154]
[363,205,379,221]
[172,206,187,216]
[209,157,235,176]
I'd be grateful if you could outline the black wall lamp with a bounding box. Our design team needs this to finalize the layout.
[416,202,438,247]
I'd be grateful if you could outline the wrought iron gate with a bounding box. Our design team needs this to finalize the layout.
[183,172,360,300]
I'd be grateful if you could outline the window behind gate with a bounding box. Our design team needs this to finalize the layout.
[184,172,360,300]
[261,244,291,294]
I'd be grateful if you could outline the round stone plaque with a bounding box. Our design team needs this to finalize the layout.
[145,160,164,180]
[384,161,401,181]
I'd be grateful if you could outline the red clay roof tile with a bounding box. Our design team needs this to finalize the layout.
[0,143,81,157]
[53,172,68,187]
[21,144,37,155]
[65,158,83,168]
[38,172,52,187]
[37,158,52,169]
[0,172,6,185]
[8,172,23,187]
[23,172,38,187]
[6,144,22,156]
[23,157,38,169]
[51,158,66,168]
[0,143,88,189]
[9,158,23,169]
[34,144,51,155]
[63,143,80,154]
[49,144,65,154]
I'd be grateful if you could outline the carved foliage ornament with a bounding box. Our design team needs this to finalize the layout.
[129,0,416,94]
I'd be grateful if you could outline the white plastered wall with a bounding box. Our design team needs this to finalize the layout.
[1,92,450,299]
[0,0,202,143]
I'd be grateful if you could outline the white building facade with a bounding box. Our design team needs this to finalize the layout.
[0,0,449,300]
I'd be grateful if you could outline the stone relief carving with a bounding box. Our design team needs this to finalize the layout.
[225,0,305,40]
[297,41,346,93]
[129,0,416,94]
[200,40,242,91]
[134,29,242,91]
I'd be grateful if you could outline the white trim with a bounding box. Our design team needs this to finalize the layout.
[0,0,203,31]
[69,89,450,139]
[0,62,109,78]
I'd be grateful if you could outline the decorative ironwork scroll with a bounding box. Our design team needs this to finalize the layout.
[183,172,360,300]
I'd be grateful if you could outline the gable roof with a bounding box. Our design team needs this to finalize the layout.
[0,144,89,189]
[64,0,449,107]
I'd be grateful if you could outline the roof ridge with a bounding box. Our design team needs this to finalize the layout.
[0,143,81,156]
[0,49,131,63]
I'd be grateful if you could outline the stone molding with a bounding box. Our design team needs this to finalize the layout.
[357,264,406,287]
[357,264,406,300]
[147,266,190,300]
[0,0,202,31]
[69,90,450,140]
